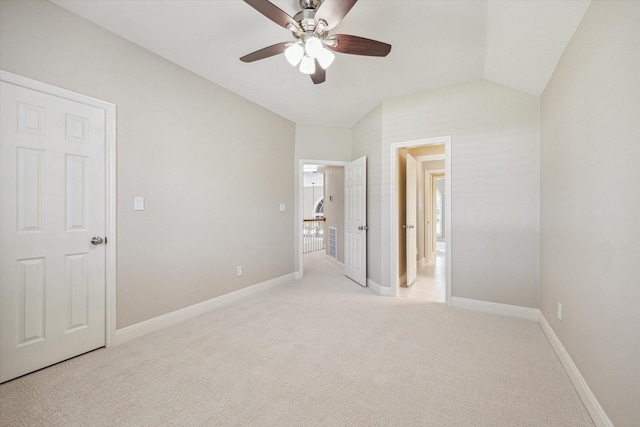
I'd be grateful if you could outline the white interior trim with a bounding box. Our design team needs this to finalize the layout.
[296,159,349,279]
[414,153,446,162]
[451,297,539,321]
[366,278,382,295]
[389,136,452,305]
[452,298,612,425]
[366,278,394,296]
[0,70,118,348]
[538,314,614,427]
[115,273,295,345]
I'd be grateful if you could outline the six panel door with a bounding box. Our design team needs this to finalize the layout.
[0,81,107,383]
[344,156,367,286]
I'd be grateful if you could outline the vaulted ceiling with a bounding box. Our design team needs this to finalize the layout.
[52,0,591,128]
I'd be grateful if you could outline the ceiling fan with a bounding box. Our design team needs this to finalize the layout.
[240,0,392,84]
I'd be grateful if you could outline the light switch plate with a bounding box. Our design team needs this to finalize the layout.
[279,203,286,212]
[134,197,145,211]
[557,302,563,321]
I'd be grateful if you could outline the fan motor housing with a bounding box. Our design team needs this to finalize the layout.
[300,0,322,10]
[293,9,317,32]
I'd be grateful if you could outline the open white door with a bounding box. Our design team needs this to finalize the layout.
[406,154,417,286]
[0,81,107,383]
[344,156,367,286]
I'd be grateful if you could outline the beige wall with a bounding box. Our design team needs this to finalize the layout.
[540,1,640,425]
[324,167,345,263]
[352,80,540,307]
[0,0,296,329]
[294,124,351,162]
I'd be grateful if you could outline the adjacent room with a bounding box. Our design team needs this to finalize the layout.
[1,1,638,426]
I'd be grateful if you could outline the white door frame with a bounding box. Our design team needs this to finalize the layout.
[296,159,348,279]
[1,70,117,347]
[390,136,451,304]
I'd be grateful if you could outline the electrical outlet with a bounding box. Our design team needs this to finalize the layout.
[557,302,563,321]
[236,266,243,277]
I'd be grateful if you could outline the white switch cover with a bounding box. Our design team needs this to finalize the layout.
[134,197,145,211]
[557,302,563,321]
[279,203,286,212]
[236,266,243,276]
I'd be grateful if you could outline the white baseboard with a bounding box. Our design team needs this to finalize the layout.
[538,314,613,427]
[367,279,395,296]
[366,278,382,294]
[114,273,295,346]
[380,285,394,296]
[451,297,539,321]
[451,297,612,426]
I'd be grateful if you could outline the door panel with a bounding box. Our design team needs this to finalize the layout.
[344,156,367,286]
[0,81,106,383]
[406,154,417,286]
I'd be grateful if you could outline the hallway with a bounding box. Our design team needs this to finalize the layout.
[398,241,446,302]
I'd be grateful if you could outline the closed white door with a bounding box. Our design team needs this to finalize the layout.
[0,81,107,383]
[344,156,367,286]
[406,153,417,286]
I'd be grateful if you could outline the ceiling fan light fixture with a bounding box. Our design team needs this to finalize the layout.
[299,55,316,74]
[284,43,304,66]
[240,0,392,84]
[317,47,335,70]
[304,36,323,59]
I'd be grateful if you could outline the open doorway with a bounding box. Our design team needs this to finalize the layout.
[302,164,325,254]
[390,137,452,305]
[297,160,348,278]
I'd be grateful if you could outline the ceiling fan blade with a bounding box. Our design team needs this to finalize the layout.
[310,60,326,84]
[314,0,357,30]
[240,42,289,62]
[327,34,391,57]
[243,0,301,31]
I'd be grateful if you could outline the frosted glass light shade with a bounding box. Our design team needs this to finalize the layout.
[317,48,335,70]
[284,44,304,66]
[299,55,315,74]
[304,36,323,59]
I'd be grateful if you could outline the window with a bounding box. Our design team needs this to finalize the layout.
[436,189,442,238]
[314,198,324,218]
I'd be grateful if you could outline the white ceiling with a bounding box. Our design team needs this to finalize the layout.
[51,0,590,128]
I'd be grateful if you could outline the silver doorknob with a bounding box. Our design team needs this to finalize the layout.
[91,236,104,245]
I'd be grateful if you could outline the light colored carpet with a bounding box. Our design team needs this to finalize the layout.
[1,253,593,426]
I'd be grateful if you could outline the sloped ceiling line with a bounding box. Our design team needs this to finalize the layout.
[51,0,590,127]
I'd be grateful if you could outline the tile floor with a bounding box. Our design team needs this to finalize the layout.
[398,241,446,302]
